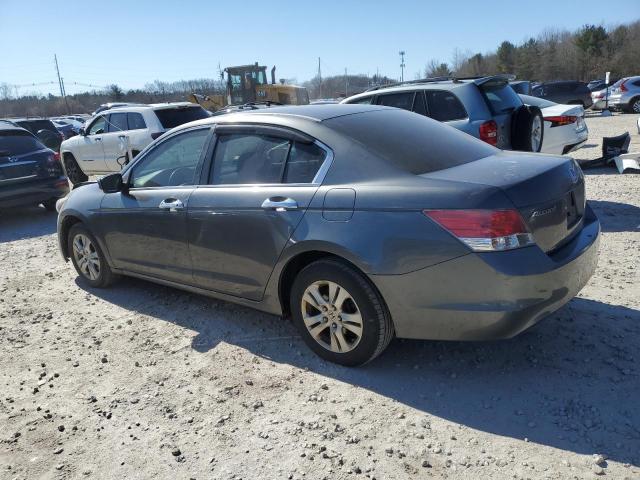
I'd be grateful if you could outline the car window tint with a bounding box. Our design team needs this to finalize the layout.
[633,80,640,87]
[480,81,522,114]
[154,106,210,129]
[350,96,373,105]
[131,128,209,188]
[376,92,414,111]
[0,130,45,155]
[210,134,290,185]
[88,117,106,135]
[127,113,146,130]
[412,91,427,116]
[107,113,128,133]
[284,142,326,183]
[425,90,467,121]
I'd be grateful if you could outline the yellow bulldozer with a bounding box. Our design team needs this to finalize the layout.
[188,63,309,112]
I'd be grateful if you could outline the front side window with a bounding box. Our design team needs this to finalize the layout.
[425,90,467,121]
[376,92,415,111]
[210,134,290,185]
[107,112,128,132]
[130,128,210,188]
[88,116,107,135]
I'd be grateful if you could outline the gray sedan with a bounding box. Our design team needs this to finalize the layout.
[56,105,600,366]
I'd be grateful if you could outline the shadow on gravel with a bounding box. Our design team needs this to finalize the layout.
[589,200,640,232]
[84,273,640,467]
[0,206,57,243]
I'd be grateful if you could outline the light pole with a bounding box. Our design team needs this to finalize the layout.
[399,51,406,82]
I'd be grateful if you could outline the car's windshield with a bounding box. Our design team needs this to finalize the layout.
[481,81,523,113]
[519,94,556,109]
[0,130,46,155]
[326,109,496,175]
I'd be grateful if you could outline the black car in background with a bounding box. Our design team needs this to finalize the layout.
[531,81,593,108]
[0,124,69,211]
[3,118,65,151]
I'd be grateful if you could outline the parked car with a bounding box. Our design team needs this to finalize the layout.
[0,124,69,210]
[2,118,64,151]
[56,104,600,366]
[531,81,593,108]
[92,103,145,116]
[60,103,210,184]
[51,120,77,139]
[509,80,532,95]
[608,76,640,113]
[519,95,588,155]
[52,117,85,133]
[341,76,545,153]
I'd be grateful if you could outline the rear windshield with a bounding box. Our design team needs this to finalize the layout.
[326,109,496,174]
[0,130,46,155]
[154,106,210,129]
[480,81,523,114]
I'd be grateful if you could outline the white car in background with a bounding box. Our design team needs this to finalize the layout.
[60,103,210,184]
[519,95,588,155]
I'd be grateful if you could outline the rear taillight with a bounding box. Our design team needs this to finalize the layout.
[151,132,164,140]
[620,81,628,93]
[479,120,498,146]
[544,115,577,127]
[423,209,534,252]
[53,152,60,162]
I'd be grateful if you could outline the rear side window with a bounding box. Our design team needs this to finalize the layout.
[326,109,496,174]
[154,106,210,129]
[376,92,414,111]
[127,113,146,130]
[0,130,45,155]
[107,113,128,132]
[284,142,326,183]
[479,82,522,114]
[349,96,373,105]
[412,91,428,116]
[425,90,467,121]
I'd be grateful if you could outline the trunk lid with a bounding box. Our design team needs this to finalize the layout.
[0,149,55,184]
[422,152,586,252]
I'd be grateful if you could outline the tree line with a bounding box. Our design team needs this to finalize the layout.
[1,20,638,118]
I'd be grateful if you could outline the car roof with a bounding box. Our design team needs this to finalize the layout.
[99,102,203,115]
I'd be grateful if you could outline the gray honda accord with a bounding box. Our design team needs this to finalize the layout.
[56,105,600,366]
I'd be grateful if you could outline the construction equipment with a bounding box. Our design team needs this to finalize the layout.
[188,63,309,112]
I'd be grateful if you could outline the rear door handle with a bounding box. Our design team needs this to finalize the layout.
[261,197,298,211]
[159,198,184,212]
[94,137,102,141]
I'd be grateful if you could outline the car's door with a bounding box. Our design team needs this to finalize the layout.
[187,126,331,300]
[98,126,213,283]
[74,116,108,173]
[101,112,130,172]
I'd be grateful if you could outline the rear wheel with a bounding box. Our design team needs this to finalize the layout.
[42,198,58,212]
[67,224,117,288]
[63,153,88,185]
[511,105,544,152]
[290,259,394,366]
[628,98,640,114]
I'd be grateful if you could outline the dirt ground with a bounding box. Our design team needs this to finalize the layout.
[1,113,639,480]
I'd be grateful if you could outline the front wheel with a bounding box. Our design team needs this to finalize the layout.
[63,154,88,185]
[67,224,117,288]
[290,259,394,366]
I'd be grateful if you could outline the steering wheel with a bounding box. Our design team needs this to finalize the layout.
[168,167,193,186]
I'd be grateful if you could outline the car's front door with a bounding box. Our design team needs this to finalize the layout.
[98,127,212,283]
[187,128,330,300]
[100,112,130,172]
[75,116,108,173]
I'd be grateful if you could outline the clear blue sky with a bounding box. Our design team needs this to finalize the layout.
[0,0,635,96]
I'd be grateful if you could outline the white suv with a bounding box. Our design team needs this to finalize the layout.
[60,103,210,183]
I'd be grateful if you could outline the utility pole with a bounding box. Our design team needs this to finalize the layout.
[54,54,70,113]
[318,57,322,99]
[399,51,406,82]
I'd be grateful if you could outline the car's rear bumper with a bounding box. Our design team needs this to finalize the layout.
[0,176,69,208]
[372,204,600,341]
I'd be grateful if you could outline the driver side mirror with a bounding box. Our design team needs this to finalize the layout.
[79,127,86,136]
[98,173,124,193]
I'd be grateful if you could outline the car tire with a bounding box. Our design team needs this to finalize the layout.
[63,153,88,185]
[511,105,544,152]
[67,223,117,288]
[42,199,58,212]
[627,97,640,114]
[289,259,394,366]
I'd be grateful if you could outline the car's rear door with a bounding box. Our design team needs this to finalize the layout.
[187,125,330,300]
[98,126,212,283]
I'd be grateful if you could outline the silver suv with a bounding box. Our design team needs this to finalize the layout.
[608,76,640,113]
[341,76,544,152]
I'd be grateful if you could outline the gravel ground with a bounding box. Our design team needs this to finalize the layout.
[0,113,639,480]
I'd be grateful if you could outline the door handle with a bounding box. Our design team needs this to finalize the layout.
[95,137,102,141]
[261,197,298,211]
[159,198,184,212]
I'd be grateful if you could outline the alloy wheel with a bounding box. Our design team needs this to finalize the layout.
[633,100,640,113]
[72,234,101,281]
[300,280,363,353]
[531,115,542,151]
